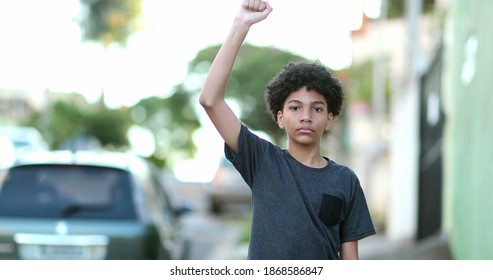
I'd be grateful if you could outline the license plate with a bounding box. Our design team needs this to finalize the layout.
[39,245,87,259]
[15,234,108,260]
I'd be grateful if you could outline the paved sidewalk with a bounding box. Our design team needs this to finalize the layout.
[210,231,453,260]
[359,233,453,260]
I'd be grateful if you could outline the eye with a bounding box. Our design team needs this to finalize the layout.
[289,106,300,111]
[313,107,324,113]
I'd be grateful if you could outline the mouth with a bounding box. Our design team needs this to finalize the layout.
[297,127,314,133]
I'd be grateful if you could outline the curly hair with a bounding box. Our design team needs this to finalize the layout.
[265,60,344,122]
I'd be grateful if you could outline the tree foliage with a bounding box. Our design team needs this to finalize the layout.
[47,100,86,148]
[25,99,130,150]
[86,107,130,147]
[77,0,142,46]
[341,58,392,110]
[386,0,436,19]
[131,89,200,167]
[23,44,384,169]
[188,44,307,144]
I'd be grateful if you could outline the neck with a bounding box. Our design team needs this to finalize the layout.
[287,145,327,168]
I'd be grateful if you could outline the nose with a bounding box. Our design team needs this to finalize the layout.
[300,110,312,123]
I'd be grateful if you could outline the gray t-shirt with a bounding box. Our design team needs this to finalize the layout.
[225,125,376,260]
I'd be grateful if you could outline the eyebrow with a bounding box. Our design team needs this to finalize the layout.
[286,99,326,106]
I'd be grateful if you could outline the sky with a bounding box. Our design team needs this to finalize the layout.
[0,0,375,107]
[0,0,378,182]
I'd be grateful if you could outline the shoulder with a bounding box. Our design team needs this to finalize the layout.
[326,161,363,195]
[238,124,279,150]
[227,123,281,162]
[329,160,358,178]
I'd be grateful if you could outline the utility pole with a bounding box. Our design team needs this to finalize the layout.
[387,0,423,240]
[372,0,388,129]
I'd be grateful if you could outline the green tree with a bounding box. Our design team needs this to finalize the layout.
[188,44,307,144]
[386,0,435,19]
[342,58,392,112]
[130,89,200,168]
[24,98,130,150]
[77,0,143,109]
[86,107,130,148]
[342,60,374,104]
[77,0,142,46]
[47,100,86,149]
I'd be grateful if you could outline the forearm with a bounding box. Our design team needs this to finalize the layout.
[340,241,359,260]
[200,0,272,108]
[199,20,250,108]
[198,0,272,152]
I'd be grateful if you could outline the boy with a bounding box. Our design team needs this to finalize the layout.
[199,0,375,260]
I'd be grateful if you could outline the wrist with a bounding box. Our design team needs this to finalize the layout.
[233,17,253,29]
[232,18,252,34]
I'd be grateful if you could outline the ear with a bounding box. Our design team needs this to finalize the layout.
[277,111,284,129]
[325,112,334,131]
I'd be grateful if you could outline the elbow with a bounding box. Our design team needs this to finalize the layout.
[199,91,214,109]
[198,93,208,108]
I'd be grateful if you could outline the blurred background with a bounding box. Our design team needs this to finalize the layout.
[0,0,492,260]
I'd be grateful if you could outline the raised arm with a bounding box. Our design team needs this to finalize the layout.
[199,0,272,154]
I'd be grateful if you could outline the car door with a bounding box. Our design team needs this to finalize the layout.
[149,172,188,259]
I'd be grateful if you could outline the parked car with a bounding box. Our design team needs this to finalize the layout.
[0,135,15,169]
[0,150,190,260]
[208,157,252,213]
[0,126,48,157]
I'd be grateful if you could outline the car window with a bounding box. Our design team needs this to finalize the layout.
[0,165,136,220]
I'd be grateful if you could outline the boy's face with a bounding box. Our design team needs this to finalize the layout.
[277,87,334,147]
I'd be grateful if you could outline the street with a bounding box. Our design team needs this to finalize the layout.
[170,181,250,260]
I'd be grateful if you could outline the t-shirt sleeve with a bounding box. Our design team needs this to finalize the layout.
[224,124,270,188]
[339,173,376,243]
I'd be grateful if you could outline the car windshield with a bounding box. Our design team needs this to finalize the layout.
[0,165,136,220]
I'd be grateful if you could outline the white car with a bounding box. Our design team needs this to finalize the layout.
[0,135,15,169]
[0,126,48,157]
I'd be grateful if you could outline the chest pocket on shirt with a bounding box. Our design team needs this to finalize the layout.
[319,193,343,227]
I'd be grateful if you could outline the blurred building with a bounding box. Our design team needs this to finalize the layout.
[342,1,442,241]
[0,88,46,124]
[0,88,89,125]
[344,0,493,259]
[442,0,493,259]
